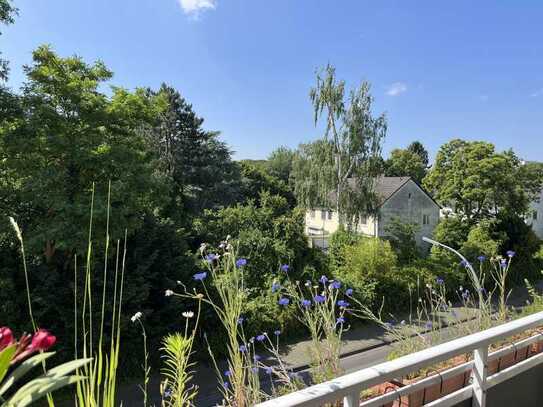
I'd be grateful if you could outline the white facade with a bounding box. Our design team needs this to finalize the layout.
[305,178,440,249]
[528,189,543,239]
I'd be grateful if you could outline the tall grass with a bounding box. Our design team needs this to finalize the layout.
[74,182,127,407]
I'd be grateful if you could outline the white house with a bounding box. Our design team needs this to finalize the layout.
[305,177,441,249]
[528,188,543,239]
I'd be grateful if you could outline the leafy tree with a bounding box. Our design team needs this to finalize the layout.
[407,140,429,167]
[385,148,427,183]
[460,220,505,260]
[327,227,361,271]
[238,161,294,207]
[385,217,420,264]
[0,0,17,81]
[194,191,309,290]
[267,146,295,183]
[294,64,386,225]
[147,84,240,220]
[424,139,543,225]
[0,46,162,261]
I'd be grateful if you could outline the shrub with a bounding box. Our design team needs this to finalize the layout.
[333,237,397,309]
[385,217,420,264]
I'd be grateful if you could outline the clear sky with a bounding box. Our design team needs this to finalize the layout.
[2,0,543,161]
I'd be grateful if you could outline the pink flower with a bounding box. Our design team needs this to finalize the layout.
[30,329,56,351]
[0,327,14,350]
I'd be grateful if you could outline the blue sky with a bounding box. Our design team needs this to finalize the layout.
[2,0,543,161]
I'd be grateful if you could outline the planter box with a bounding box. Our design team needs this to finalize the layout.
[366,343,540,407]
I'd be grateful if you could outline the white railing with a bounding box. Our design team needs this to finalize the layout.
[255,310,543,407]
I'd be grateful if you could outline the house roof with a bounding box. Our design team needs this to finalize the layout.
[330,176,440,209]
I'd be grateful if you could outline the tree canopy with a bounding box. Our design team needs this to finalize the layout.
[293,64,386,225]
[424,139,543,224]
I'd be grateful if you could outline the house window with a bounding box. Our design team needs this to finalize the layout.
[321,210,326,220]
[327,210,333,220]
[310,210,315,219]
[534,211,538,221]
[360,216,367,225]
[422,214,430,225]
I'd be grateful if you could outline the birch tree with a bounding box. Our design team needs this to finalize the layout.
[294,64,386,226]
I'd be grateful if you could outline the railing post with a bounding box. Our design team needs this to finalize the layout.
[472,346,488,407]
[343,390,359,407]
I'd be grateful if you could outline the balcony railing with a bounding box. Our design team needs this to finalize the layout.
[255,310,543,407]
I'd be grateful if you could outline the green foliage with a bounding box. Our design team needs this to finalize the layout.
[385,217,420,264]
[0,0,17,81]
[238,162,295,207]
[385,148,427,183]
[407,141,429,168]
[1,45,162,260]
[148,84,240,220]
[424,139,543,224]
[194,191,310,291]
[294,64,386,225]
[327,228,361,271]
[460,220,505,260]
[334,237,397,307]
[0,348,90,407]
[267,146,295,183]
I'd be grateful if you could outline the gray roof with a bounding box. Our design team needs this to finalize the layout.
[329,176,412,208]
[373,176,411,204]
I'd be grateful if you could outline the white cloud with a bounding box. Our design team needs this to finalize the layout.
[386,82,407,96]
[178,0,216,16]
[530,88,543,97]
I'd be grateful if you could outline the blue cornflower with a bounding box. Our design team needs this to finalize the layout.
[280,264,290,272]
[506,250,516,258]
[205,253,218,263]
[224,370,231,377]
[274,330,281,336]
[425,321,433,329]
[436,277,444,285]
[477,255,486,263]
[337,300,350,308]
[278,297,290,306]
[223,381,229,389]
[500,259,507,269]
[314,295,326,303]
[238,316,245,325]
[254,354,261,361]
[345,288,354,296]
[462,290,470,300]
[193,272,207,281]
[265,367,273,375]
[319,275,329,285]
[301,299,311,308]
[239,345,247,353]
[271,282,281,293]
[236,258,247,267]
[330,280,341,289]
[256,334,266,342]
[460,260,470,268]
[336,317,345,325]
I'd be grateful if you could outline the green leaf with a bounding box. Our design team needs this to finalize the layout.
[0,352,55,397]
[43,357,92,378]
[0,345,16,384]
[7,375,85,407]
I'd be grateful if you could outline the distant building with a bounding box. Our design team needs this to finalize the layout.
[528,188,543,239]
[305,177,441,250]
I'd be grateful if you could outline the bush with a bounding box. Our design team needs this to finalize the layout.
[460,220,505,260]
[385,217,420,264]
[333,237,397,309]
